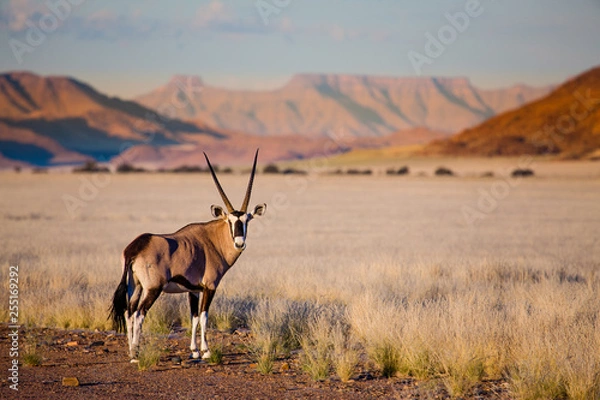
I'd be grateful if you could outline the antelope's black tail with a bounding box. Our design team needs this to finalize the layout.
[109,258,129,333]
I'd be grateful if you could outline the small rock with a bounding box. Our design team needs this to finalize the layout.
[62,377,80,387]
[171,357,182,364]
[234,328,251,336]
[205,368,215,374]
[280,362,290,372]
[66,341,78,347]
[90,340,105,347]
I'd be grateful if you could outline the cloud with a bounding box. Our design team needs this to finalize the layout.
[0,0,392,44]
[190,1,272,36]
[0,0,53,31]
[193,0,228,28]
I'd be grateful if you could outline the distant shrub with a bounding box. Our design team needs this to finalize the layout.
[480,171,494,178]
[170,165,205,173]
[263,164,280,174]
[386,166,409,175]
[512,168,534,177]
[282,168,308,175]
[282,168,307,175]
[13,166,21,173]
[116,163,147,173]
[73,161,109,173]
[221,167,233,174]
[435,167,454,176]
[346,169,372,175]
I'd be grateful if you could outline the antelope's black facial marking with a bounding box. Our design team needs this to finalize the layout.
[233,220,244,237]
[227,211,250,250]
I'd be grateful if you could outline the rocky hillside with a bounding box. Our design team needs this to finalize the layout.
[0,72,222,166]
[424,66,600,159]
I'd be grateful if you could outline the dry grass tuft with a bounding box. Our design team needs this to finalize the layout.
[206,344,224,365]
[248,298,310,374]
[22,335,43,367]
[331,322,360,382]
[137,335,166,371]
[300,320,332,381]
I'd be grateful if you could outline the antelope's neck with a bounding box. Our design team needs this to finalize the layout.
[212,219,243,267]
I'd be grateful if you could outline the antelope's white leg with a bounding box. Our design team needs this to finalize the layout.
[200,311,211,359]
[126,310,134,358]
[190,315,200,359]
[130,310,145,362]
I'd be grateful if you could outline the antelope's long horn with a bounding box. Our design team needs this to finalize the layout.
[241,149,259,213]
[204,152,234,213]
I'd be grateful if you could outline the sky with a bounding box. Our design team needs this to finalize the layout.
[1,0,599,98]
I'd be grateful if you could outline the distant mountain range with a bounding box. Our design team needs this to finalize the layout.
[0,72,444,167]
[2,68,598,168]
[424,66,600,159]
[136,74,552,137]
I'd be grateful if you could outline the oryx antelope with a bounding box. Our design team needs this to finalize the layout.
[109,150,266,361]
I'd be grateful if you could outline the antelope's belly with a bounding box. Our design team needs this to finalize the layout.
[163,282,194,293]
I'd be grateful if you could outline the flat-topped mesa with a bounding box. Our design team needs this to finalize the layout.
[284,73,473,91]
[134,71,554,137]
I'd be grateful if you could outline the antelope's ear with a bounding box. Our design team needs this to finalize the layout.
[252,203,267,218]
[211,205,227,219]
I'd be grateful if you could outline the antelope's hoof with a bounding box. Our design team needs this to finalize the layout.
[130,359,139,363]
[201,350,212,360]
[191,350,201,359]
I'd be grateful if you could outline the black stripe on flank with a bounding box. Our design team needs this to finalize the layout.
[165,237,179,256]
[169,275,206,291]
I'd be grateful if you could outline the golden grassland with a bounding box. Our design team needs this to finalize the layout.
[1,164,600,398]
